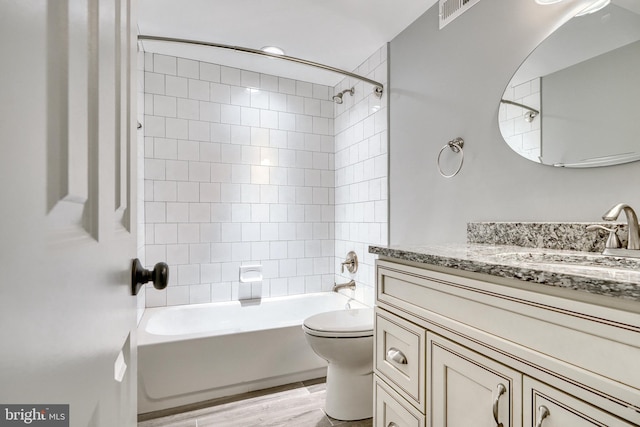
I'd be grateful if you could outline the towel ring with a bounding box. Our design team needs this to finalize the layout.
[437,137,464,178]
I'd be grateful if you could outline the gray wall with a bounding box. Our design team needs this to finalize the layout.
[389,0,640,245]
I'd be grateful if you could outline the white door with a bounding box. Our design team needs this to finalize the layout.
[0,0,138,425]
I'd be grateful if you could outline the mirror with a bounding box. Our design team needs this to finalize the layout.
[498,1,640,168]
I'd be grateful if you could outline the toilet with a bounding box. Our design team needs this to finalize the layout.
[302,307,374,421]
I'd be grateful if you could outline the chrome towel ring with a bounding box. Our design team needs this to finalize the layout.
[437,137,464,178]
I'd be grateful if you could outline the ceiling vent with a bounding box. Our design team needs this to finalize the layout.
[439,0,482,29]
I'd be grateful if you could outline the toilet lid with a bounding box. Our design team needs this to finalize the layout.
[303,308,374,338]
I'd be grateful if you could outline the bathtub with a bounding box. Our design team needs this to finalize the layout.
[137,292,367,414]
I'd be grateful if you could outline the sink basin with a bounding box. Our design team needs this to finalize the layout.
[492,252,640,274]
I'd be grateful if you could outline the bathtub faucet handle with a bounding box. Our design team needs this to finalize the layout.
[340,251,358,274]
[131,258,169,295]
[340,260,353,273]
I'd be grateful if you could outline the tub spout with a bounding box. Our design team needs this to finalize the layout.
[333,280,356,292]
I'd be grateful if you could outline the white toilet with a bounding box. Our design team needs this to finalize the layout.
[302,307,374,421]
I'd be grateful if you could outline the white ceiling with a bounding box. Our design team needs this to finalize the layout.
[137,0,438,87]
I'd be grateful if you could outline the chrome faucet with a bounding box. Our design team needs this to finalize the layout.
[601,203,640,256]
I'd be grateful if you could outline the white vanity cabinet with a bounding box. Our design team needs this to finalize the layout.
[373,259,640,427]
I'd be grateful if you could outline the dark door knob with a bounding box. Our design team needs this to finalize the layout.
[131,258,168,295]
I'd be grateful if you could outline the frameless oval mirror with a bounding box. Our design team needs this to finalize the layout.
[498,0,640,168]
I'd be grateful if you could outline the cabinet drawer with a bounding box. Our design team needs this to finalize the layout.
[375,308,426,411]
[524,377,637,427]
[375,376,425,427]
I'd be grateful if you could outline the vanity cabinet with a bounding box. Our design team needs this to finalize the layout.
[373,259,640,427]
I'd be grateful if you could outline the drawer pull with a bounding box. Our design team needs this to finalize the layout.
[387,347,408,365]
[387,423,398,427]
[536,405,550,427]
[493,383,507,427]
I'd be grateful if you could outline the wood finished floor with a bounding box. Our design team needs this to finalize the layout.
[137,378,373,427]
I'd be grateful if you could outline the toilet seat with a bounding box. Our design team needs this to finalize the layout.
[303,308,374,338]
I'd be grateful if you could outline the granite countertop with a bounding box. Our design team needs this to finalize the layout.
[369,244,640,302]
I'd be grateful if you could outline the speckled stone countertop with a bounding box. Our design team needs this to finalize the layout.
[369,244,640,302]
[467,222,629,252]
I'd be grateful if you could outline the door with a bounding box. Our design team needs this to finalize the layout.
[0,0,138,425]
[429,334,522,427]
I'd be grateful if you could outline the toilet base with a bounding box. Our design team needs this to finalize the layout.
[324,364,373,421]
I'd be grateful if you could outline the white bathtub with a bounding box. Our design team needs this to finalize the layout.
[137,292,367,414]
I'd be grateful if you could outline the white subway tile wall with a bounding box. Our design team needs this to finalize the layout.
[334,45,388,306]
[140,45,387,308]
[142,53,334,306]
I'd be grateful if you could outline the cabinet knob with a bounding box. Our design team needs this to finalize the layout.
[536,405,550,427]
[387,347,408,365]
[387,423,398,427]
[493,383,507,427]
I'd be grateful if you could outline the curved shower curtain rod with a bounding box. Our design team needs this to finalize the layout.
[138,35,384,98]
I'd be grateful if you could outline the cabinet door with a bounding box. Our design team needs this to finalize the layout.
[524,377,636,427]
[429,334,522,427]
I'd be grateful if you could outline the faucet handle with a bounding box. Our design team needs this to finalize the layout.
[586,224,621,249]
[340,251,358,274]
